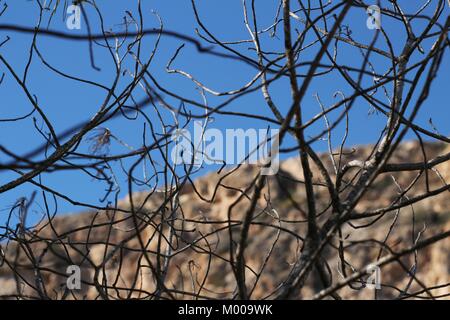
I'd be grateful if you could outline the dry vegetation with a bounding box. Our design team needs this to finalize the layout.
[0,1,449,300]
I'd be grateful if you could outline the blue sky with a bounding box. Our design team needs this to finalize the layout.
[0,1,448,228]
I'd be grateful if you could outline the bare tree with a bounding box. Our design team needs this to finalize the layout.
[0,0,449,300]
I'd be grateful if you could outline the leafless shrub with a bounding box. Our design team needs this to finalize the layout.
[0,0,449,300]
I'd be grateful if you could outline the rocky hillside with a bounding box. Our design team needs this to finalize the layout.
[0,141,449,299]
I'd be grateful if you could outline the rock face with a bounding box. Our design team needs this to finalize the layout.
[0,141,449,300]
